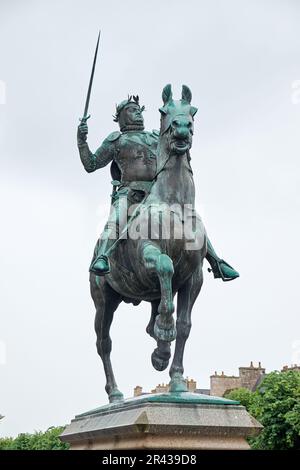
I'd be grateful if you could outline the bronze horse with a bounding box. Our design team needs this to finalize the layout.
[90,84,207,402]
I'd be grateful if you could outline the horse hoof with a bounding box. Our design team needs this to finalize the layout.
[154,322,176,342]
[109,389,124,403]
[169,374,188,393]
[151,350,170,371]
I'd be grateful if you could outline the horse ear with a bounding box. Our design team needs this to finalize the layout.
[182,84,192,103]
[190,106,198,117]
[162,84,172,104]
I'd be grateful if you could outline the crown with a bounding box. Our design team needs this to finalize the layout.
[113,95,145,122]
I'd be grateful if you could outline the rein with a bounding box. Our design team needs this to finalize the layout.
[105,145,191,257]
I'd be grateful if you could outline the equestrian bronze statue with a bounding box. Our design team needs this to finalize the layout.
[77,83,239,403]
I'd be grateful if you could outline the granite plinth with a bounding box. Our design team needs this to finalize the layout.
[60,392,262,450]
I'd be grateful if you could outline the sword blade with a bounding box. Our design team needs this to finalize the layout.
[82,30,101,120]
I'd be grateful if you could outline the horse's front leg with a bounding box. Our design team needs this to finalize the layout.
[147,299,172,371]
[169,267,203,392]
[91,276,123,403]
[142,244,176,342]
[146,299,160,338]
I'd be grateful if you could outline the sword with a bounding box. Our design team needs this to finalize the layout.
[80,30,101,123]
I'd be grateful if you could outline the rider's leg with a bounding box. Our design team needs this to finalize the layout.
[90,191,128,276]
[89,221,118,275]
[206,237,239,281]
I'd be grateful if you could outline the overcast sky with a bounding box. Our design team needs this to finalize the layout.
[0,0,300,437]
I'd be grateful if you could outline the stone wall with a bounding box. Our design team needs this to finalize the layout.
[282,364,300,372]
[239,362,265,390]
[210,373,241,397]
[210,362,266,397]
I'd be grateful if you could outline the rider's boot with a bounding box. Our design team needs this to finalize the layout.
[206,238,239,282]
[89,226,116,276]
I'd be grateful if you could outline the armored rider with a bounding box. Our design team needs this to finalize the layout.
[77,95,239,281]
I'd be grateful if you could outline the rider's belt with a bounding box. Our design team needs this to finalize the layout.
[122,181,153,193]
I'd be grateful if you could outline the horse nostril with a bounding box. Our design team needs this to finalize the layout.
[175,128,189,139]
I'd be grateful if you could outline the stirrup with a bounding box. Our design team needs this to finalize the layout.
[208,259,239,282]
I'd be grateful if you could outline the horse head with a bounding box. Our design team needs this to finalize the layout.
[159,84,198,155]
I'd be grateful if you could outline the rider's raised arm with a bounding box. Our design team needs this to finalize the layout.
[77,123,116,173]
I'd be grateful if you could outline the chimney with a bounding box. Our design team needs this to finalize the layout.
[186,378,197,392]
[134,385,143,397]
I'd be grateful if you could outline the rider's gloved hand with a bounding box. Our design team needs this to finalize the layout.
[77,121,88,143]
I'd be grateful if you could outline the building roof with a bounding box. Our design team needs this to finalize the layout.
[195,388,210,395]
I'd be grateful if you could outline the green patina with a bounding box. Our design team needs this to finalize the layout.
[77,41,240,404]
[76,392,240,418]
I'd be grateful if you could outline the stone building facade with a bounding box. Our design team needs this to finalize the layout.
[210,362,265,397]
[134,378,199,397]
[210,373,241,397]
[282,364,300,372]
[133,362,300,398]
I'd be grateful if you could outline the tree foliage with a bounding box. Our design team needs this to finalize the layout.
[0,426,69,450]
[225,370,300,450]
[223,387,258,410]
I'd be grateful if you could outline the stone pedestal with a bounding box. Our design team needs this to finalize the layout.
[60,392,262,450]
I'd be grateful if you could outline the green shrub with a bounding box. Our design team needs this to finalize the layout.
[0,426,69,450]
[225,371,300,450]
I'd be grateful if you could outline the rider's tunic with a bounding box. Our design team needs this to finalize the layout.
[78,129,159,233]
